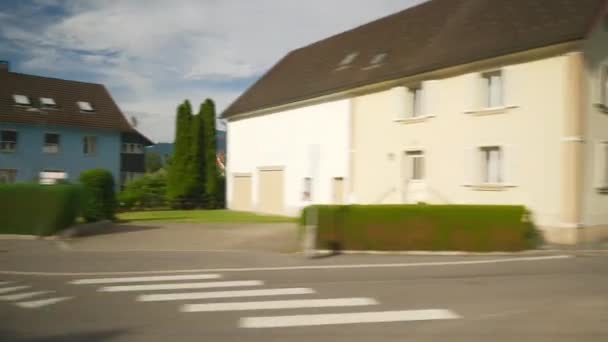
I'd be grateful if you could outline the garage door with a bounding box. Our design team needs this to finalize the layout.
[232,174,252,212]
[258,169,285,215]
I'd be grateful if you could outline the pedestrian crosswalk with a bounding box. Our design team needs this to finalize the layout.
[70,272,462,328]
[0,281,72,309]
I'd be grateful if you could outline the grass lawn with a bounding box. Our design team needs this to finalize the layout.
[117,209,296,223]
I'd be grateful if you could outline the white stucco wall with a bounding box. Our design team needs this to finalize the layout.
[582,16,608,227]
[226,99,351,216]
[352,55,568,229]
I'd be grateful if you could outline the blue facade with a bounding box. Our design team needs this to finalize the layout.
[0,122,121,185]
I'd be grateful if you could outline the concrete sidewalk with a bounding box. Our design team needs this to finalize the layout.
[61,222,300,253]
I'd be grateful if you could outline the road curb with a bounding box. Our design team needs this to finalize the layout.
[57,220,113,239]
[307,249,598,257]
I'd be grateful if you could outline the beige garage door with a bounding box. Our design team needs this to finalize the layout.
[258,169,285,215]
[232,174,252,212]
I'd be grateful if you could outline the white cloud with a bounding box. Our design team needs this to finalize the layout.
[2,0,427,142]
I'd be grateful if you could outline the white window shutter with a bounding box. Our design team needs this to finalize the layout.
[593,142,608,189]
[392,86,410,119]
[502,66,517,107]
[464,147,478,186]
[464,73,484,112]
[502,145,516,185]
[421,80,440,116]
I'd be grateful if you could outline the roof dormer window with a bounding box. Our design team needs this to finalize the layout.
[40,97,57,108]
[370,53,387,65]
[77,101,94,112]
[12,94,31,106]
[336,52,359,71]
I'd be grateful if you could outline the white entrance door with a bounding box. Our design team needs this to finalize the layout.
[402,151,428,203]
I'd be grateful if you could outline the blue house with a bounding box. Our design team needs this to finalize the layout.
[0,61,152,187]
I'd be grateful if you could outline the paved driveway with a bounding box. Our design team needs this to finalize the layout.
[62,222,300,253]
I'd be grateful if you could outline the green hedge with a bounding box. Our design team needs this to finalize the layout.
[0,184,82,236]
[79,169,116,222]
[300,205,539,252]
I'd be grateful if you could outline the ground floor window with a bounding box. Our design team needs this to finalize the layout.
[405,150,425,181]
[302,177,312,201]
[39,170,67,185]
[480,146,503,184]
[0,169,17,183]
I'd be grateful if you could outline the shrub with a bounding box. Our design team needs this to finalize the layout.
[300,204,539,252]
[0,183,82,236]
[79,169,116,222]
[118,170,168,210]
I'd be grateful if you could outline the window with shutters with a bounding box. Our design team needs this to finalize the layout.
[0,169,17,183]
[410,85,423,118]
[83,136,97,155]
[480,146,503,184]
[0,130,17,153]
[482,70,503,108]
[43,133,60,154]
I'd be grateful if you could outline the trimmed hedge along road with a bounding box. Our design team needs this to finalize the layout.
[0,183,82,236]
[301,205,539,252]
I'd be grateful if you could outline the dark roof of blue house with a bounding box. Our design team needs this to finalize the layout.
[0,67,152,144]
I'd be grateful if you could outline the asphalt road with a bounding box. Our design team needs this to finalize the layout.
[1,239,607,341]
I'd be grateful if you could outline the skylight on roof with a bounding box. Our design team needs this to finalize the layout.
[40,97,56,106]
[12,94,31,106]
[77,101,94,112]
[339,52,359,66]
[370,53,387,65]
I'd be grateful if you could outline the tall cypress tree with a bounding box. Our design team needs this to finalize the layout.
[201,99,219,208]
[191,102,206,206]
[167,100,196,207]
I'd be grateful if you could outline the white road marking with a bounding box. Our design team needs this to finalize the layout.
[99,280,263,292]
[182,298,378,312]
[0,255,573,276]
[70,273,221,285]
[139,288,315,302]
[15,296,72,309]
[240,309,461,328]
[0,285,30,294]
[0,281,13,286]
[0,290,52,301]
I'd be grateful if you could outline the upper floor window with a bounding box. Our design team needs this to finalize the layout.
[0,169,17,184]
[410,85,423,118]
[0,130,17,153]
[482,70,503,108]
[12,94,31,106]
[40,97,57,109]
[83,136,97,155]
[43,133,60,154]
[77,101,94,112]
[480,146,503,184]
[405,150,425,181]
[122,143,144,154]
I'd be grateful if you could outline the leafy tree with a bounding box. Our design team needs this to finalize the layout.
[200,99,220,208]
[118,170,167,210]
[145,150,162,173]
[167,100,197,208]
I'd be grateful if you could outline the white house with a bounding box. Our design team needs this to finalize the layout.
[222,0,608,244]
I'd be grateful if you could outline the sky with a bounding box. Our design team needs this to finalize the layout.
[0,0,426,143]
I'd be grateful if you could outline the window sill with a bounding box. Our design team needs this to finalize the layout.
[465,183,516,191]
[464,105,518,116]
[594,103,608,113]
[393,115,435,124]
[0,150,16,154]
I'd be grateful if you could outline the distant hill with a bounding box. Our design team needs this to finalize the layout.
[147,130,226,163]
